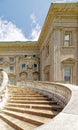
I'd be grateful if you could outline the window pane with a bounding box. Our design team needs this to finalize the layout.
[64,67,71,81]
[22,64,26,69]
[10,66,14,71]
[64,33,71,46]
[10,58,14,62]
[34,64,37,68]
[64,41,70,46]
[10,80,15,85]
[0,58,3,62]
[65,34,70,40]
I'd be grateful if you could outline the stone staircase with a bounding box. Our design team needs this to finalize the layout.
[0,85,63,130]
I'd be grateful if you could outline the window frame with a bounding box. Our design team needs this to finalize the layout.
[22,64,26,70]
[0,58,3,63]
[10,66,14,72]
[64,66,72,82]
[64,32,72,47]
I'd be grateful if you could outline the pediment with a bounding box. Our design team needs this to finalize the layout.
[61,57,76,64]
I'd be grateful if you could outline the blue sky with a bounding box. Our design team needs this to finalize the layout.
[0,0,77,41]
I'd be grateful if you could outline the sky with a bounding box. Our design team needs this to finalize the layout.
[0,0,77,41]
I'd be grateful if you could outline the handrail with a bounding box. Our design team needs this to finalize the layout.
[0,71,8,94]
[0,70,8,108]
[23,81,78,130]
[24,81,71,107]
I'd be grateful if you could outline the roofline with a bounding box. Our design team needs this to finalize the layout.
[38,2,78,48]
[0,41,37,44]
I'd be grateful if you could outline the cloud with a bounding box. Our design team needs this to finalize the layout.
[0,14,41,42]
[0,15,41,41]
[29,13,41,41]
[0,18,28,41]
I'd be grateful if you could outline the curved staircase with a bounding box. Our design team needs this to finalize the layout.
[0,85,63,130]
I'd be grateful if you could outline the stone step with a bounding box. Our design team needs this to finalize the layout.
[4,106,56,118]
[8,87,32,90]
[2,110,50,125]
[9,94,41,98]
[31,104,63,111]
[6,102,62,111]
[8,88,37,93]
[0,118,14,130]
[9,94,45,97]
[6,103,52,110]
[8,100,56,105]
[2,86,63,130]
[8,91,33,93]
[8,89,44,96]
[9,97,47,100]
[10,94,41,96]
[8,91,31,94]
[0,113,36,130]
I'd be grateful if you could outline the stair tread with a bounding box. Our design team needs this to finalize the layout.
[6,103,63,111]
[8,100,56,105]
[0,118,14,130]
[0,85,64,130]
[6,102,52,107]
[8,100,54,103]
[10,95,43,97]
[2,109,51,123]
[0,113,35,130]
[9,97,47,100]
[4,106,56,115]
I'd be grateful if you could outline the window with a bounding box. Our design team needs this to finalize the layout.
[10,80,15,85]
[25,55,27,57]
[9,57,14,62]
[10,66,14,71]
[45,45,49,58]
[64,67,71,81]
[33,55,36,57]
[64,32,71,46]
[34,64,37,68]
[34,64,38,71]
[0,58,3,63]
[22,64,26,69]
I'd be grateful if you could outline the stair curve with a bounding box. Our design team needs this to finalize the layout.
[0,85,63,130]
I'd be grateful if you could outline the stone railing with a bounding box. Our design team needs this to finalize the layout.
[0,70,8,109]
[25,81,71,107]
[24,81,78,130]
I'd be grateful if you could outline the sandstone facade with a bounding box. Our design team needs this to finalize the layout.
[0,3,78,85]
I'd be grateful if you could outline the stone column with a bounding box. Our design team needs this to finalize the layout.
[53,28,62,82]
[49,33,54,82]
[15,56,20,85]
[40,47,45,81]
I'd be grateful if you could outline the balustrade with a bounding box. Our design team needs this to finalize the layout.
[0,69,8,109]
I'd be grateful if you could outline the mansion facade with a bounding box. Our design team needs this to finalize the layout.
[0,3,78,85]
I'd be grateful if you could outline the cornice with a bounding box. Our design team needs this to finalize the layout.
[0,41,37,45]
[0,42,38,51]
[38,3,78,49]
